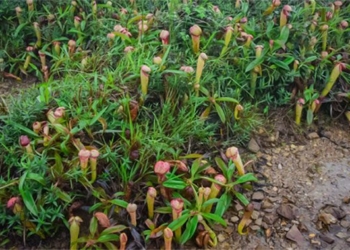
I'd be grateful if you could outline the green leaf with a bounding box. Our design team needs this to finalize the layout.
[100,225,128,236]
[234,192,250,206]
[269,58,290,70]
[215,157,228,177]
[190,158,201,177]
[89,203,103,213]
[110,199,128,208]
[162,70,187,75]
[53,152,63,174]
[214,103,226,123]
[245,49,267,72]
[275,25,290,44]
[102,242,118,250]
[162,179,187,190]
[180,215,198,244]
[54,187,72,203]
[12,122,40,138]
[26,173,46,185]
[202,198,220,209]
[21,189,38,216]
[168,213,190,231]
[90,217,98,236]
[154,207,172,214]
[89,107,108,126]
[199,86,210,96]
[215,97,238,103]
[304,56,318,63]
[215,193,232,217]
[180,154,203,159]
[97,234,120,243]
[283,56,295,65]
[14,23,28,37]
[232,173,258,185]
[307,109,314,125]
[201,213,227,227]
[19,172,38,216]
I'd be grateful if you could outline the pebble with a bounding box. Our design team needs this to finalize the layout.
[272,148,281,154]
[252,201,262,210]
[217,233,226,242]
[263,214,278,224]
[235,203,244,211]
[250,225,261,231]
[309,233,316,238]
[248,138,260,153]
[278,163,283,170]
[255,218,262,226]
[336,232,348,239]
[221,242,232,250]
[340,220,350,228]
[319,234,334,244]
[262,200,273,209]
[252,191,265,201]
[251,211,260,220]
[230,216,239,223]
[307,132,319,140]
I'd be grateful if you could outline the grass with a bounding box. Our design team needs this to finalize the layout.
[0,0,349,249]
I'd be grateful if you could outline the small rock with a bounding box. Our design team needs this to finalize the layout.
[319,130,332,139]
[250,225,261,231]
[272,148,281,154]
[286,225,306,247]
[230,216,239,223]
[220,242,232,250]
[346,238,350,243]
[290,144,297,150]
[252,191,265,201]
[224,227,234,234]
[307,132,319,140]
[235,203,244,211]
[262,154,272,162]
[252,201,262,210]
[251,211,260,220]
[340,220,350,228]
[268,197,279,202]
[277,204,296,220]
[255,218,262,226]
[265,228,272,237]
[319,212,337,225]
[262,200,273,209]
[263,214,278,225]
[319,234,335,244]
[336,232,348,239]
[291,220,299,225]
[278,163,283,170]
[309,233,316,238]
[267,136,276,142]
[217,233,226,242]
[248,138,260,153]
[311,239,321,246]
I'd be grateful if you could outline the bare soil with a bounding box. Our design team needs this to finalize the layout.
[214,111,350,250]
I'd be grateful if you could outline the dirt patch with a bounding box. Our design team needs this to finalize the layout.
[0,77,37,96]
[214,113,350,250]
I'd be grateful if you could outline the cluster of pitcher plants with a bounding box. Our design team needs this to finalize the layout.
[0,0,349,248]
